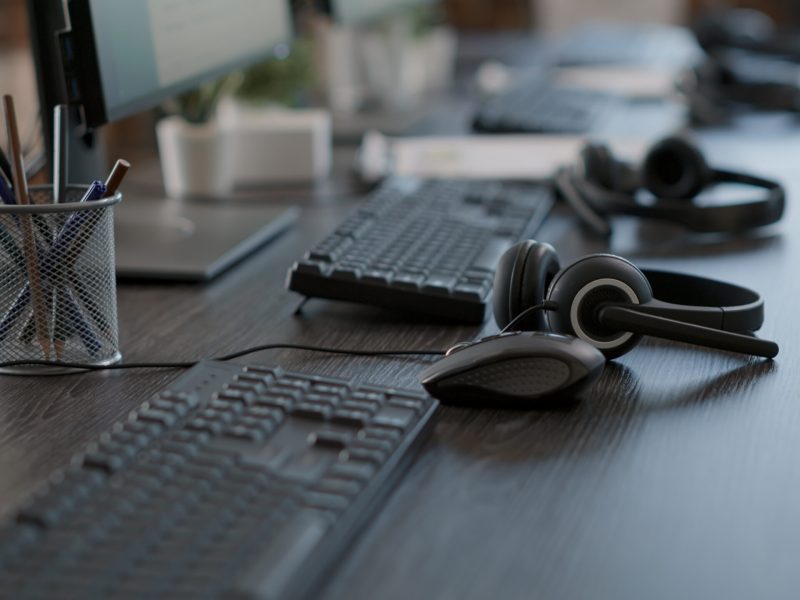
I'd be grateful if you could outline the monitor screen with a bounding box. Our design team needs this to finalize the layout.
[71,0,292,124]
[329,0,435,25]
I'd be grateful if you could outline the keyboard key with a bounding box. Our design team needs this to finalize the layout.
[393,273,425,290]
[329,459,377,482]
[452,283,487,302]
[361,270,393,285]
[331,410,370,428]
[309,430,352,450]
[331,267,361,281]
[291,404,332,421]
[136,409,178,428]
[422,275,457,295]
[373,406,418,430]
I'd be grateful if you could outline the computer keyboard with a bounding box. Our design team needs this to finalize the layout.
[287,177,553,323]
[0,360,438,599]
[472,79,619,134]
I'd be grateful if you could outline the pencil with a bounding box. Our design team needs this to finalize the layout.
[3,95,50,359]
[103,159,130,197]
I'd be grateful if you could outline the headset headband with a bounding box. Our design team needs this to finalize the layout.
[633,269,764,332]
[575,166,785,233]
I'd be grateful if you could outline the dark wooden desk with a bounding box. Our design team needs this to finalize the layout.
[1,88,799,600]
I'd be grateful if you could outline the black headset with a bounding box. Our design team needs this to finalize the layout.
[555,135,785,237]
[683,10,800,124]
[692,9,800,61]
[492,240,779,359]
[680,54,800,125]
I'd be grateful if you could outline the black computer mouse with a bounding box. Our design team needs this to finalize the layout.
[420,331,605,408]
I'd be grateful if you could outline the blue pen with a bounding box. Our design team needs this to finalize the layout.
[46,181,106,262]
[0,174,15,205]
[62,286,101,357]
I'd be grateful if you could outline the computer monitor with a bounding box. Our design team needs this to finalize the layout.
[28,0,300,281]
[67,0,291,127]
[326,0,435,25]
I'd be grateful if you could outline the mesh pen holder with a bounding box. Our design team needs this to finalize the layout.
[0,185,122,374]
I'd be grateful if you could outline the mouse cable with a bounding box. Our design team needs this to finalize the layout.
[0,303,560,374]
[499,301,558,334]
[0,342,448,374]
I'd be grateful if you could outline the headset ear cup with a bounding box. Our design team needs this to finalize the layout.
[642,135,712,199]
[580,142,639,194]
[546,254,653,359]
[492,240,560,331]
[492,241,530,329]
[516,242,560,330]
[579,142,617,190]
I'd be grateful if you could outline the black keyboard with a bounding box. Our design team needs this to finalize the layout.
[0,361,438,599]
[287,177,553,323]
[472,78,619,134]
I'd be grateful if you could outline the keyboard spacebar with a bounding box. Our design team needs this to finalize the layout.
[471,237,515,272]
[231,514,329,600]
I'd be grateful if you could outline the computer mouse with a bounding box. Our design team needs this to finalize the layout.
[419,331,605,408]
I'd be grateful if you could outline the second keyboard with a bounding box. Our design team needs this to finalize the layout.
[287,178,553,323]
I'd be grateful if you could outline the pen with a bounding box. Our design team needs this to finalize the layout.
[0,173,15,205]
[0,144,13,188]
[65,159,130,270]
[53,105,68,205]
[62,285,101,357]
[67,268,113,341]
[3,95,50,359]
[51,181,107,356]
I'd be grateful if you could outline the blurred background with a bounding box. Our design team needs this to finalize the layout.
[2,0,800,186]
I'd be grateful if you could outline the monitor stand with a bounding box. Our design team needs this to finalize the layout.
[114,195,299,282]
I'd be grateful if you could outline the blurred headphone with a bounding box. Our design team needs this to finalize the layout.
[692,9,800,61]
[555,135,785,237]
[492,240,779,359]
[679,54,800,125]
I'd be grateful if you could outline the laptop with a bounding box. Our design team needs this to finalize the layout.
[114,196,299,281]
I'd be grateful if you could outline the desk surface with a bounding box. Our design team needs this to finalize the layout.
[2,46,800,600]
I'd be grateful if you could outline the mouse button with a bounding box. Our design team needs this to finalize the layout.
[442,357,573,399]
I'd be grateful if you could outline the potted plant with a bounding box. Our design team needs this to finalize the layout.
[157,42,325,195]
[156,76,241,198]
[216,42,333,185]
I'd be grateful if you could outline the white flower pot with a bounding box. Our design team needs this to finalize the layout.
[155,116,234,198]
[216,100,332,185]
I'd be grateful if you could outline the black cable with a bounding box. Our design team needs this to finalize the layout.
[499,301,558,334]
[0,342,447,373]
